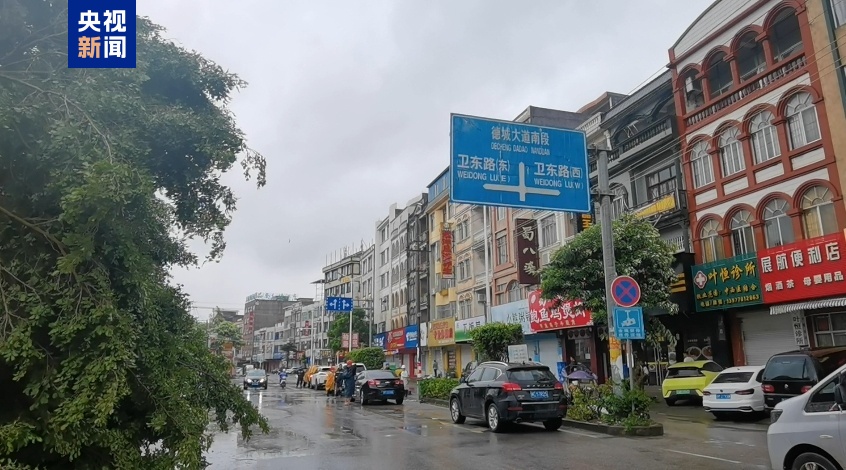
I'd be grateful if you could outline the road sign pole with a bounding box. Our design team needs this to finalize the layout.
[483,207,492,324]
[598,150,624,390]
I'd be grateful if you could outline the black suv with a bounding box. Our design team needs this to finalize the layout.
[448,361,568,432]
[762,347,846,409]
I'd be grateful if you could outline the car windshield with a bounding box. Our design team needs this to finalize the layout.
[246,370,265,377]
[366,371,397,379]
[666,367,703,378]
[712,372,753,383]
[764,356,812,381]
[507,368,556,383]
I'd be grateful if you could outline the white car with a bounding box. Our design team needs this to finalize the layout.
[702,365,765,420]
[768,364,846,470]
[310,366,333,389]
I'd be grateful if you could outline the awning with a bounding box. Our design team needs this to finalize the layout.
[770,297,846,315]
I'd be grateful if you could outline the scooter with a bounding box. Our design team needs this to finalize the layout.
[279,373,288,388]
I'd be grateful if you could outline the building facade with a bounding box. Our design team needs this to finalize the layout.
[671,0,846,366]
[241,293,304,365]
[321,243,375,358]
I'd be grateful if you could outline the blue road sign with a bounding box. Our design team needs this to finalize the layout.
[613,307,645,340]
[325,296,353,312]
[611,275,641,308]
[450,114,590,212]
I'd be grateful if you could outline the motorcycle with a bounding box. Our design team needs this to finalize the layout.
[279,373,288,388]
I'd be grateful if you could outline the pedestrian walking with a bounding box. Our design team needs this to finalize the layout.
[343,360,356,404]
[400,365,409,397]
[296,368,305,388]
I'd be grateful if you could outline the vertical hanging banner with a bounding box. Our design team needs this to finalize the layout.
[515,219,540,285]
[441,229,454,278]
[68,0,137,68]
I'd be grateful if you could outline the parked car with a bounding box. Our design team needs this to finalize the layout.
[355,370,405,405]
[448,361,568,433]
[310,366,334,390]
[762,347,846,410]
[768,364,846,470]
[661,360,723,405]
[243,369,268,390]
[702,365,765,419]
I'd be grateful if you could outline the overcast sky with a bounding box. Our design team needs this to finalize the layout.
[137,0,712,319]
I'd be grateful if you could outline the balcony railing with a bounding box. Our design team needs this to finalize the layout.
[589,117,675,173]
[685,54,806,127]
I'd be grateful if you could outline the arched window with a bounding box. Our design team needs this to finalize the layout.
[770,9,803,61]
[611,184,628,219]
[730,210,756,255]
[700,219,724,262]
[800,186,837,238]
[736,32,766,81]
[707,52,733,98]
[786,92,821,149]
[719,127,745,176]
[690,141,714,188]
[507,281,523,303]
[763,199,795,248]
[750,111,781,163]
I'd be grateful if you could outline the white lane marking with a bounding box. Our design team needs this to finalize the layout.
[560,429,602,439]
[666,449,742,464]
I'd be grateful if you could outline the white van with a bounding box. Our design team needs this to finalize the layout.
[768,364,846,470]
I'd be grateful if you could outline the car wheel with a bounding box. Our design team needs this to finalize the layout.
[359,389,369,406]
[243,385,247,390]
[486,403,505,433]
[543,418,563,431]
[395,397,404,405]
[792,452,837,470]
[263,385,267,390]
[664,398,677,406]
[450,397,466,424]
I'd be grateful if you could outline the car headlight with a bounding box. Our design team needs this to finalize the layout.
[259,378,266,382]
[770,408,783,424]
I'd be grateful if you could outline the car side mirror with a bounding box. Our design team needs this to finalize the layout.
[459,376,466,384]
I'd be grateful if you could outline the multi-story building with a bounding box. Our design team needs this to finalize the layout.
[321,243,375,357]
[451,202,488,369]
[671,0,846,366]
[404,194,429,376]
[375,215,392,335]
[241,293,304,364]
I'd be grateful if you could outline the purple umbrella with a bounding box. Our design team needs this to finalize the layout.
[567,370,595,380]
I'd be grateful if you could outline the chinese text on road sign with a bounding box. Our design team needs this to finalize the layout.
[68,0,137,68]
[613,307,645,340]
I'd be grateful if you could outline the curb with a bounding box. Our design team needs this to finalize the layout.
[562,418,664,437]
[419,398,449,407]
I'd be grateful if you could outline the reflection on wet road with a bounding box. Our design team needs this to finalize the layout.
[205,379,771,469]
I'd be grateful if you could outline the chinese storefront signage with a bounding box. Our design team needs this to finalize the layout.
[455,315,487,342]
[441,229,454,278]
[372,333,387,350]
[427,318,455,347]
[491,299,532,335]
[691,252,762,312]
[758,233,846,304]
[404,325,419,349]
[387,329,406,352]
[528,290,592,333]
[515,219,540,285]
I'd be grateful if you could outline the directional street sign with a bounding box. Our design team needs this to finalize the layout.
[449,114,590,212]
[613,307,645,340]
[325,296,353,312]
[611,275,641,308]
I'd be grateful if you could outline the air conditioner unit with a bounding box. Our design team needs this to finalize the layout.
[475,292,487,303]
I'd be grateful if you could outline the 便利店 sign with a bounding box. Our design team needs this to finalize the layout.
[691,252,762,312]
[758,233,846,304]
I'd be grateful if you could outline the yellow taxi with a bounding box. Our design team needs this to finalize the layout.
[661,360,724,406]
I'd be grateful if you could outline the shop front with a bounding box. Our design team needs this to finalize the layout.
[403,324,419,376]
[455,315,486,375]
[528,290,592,381]
[385,328,405,360]
[491,297,563,372]
[372,332,387,352]
[759,233,846,352]
[427,318,456,378]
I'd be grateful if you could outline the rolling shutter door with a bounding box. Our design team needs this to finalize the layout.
[738,311,796,366]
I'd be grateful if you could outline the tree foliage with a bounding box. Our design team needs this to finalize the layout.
[469,323,524,362]
[327,308,370,352]
[347,347,385,370]
[0,4,268,469]
[210,321,243,354]
[540,214,678,325]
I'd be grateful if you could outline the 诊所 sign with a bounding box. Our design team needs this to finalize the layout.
[691,252,762,312]
[758,233,846,304]
[450,114,590,212]
[68,0,137,68]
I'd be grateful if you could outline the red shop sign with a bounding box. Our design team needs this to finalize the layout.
[528,290,592,333]
[387,329,406,350]
[758,232,846,304]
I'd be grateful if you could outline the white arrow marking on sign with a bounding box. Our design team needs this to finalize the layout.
[482,162,560,202]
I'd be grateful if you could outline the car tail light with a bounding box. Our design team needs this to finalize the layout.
[553,382,564,390]
[394,380,403,386]
[736,389,754,395]
[762,384,775,393]
[702,391,711,396]
[502,382,522,392]
[801,385,812,394]
[367,380,378,387]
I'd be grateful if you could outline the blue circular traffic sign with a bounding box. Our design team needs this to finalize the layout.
[611,275,641,308]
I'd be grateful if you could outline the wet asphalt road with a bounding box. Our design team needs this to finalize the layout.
[205,379,772,469]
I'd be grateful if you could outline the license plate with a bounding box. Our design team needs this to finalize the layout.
[674,390,690,395]
[382,390,394,396]
[716,393,731,400]
[530,391,549,399]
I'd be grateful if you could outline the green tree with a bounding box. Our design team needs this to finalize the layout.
[280,341,298,367]
[348,347,386,370]
[0,4,268,469]
[541,214,678,325]
[327,308,370,352]
[210,321,244,354]
[469,323,524,362]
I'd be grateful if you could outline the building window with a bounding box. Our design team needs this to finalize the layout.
[646,165,677,200]
[812,313,846,347]
[682,70,705,112]
[750,111,781,164]
[611,185,628,219]
[497,207,506,221]
[458,297,472,320]
[495,233,508,265]
[707,52,733,98]
[736,32,767,81]
[506,281,523,303]
[730,210,756,255]
[770,9,803,61]
[719,127,745,177]
[833,0,846,27]
[540,216,558,248]
[700,219,724,262]
[763,199,794,248]
[786,92,821,149]
[801,186,837,238]
[690,141,714,188]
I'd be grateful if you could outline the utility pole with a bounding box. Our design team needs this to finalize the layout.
[596,150,624,388]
